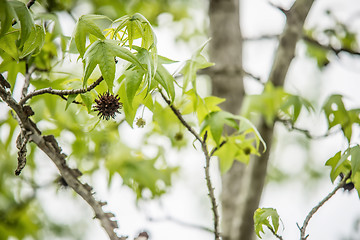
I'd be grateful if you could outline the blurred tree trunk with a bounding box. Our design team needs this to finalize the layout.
[208,1,245,240]
[208,0,315,240]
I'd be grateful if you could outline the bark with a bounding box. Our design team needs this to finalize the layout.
[208,0,315,240]
[208,1,244,240]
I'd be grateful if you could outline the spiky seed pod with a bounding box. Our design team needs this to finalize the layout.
[94,92,122,120]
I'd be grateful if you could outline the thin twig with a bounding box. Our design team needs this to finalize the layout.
[26,0,36,8]
[20,76,104,105]
[304,35,360,57]
[299,173,351,240]
[148,215,215,233]
[160,91,221,240]
[210,140,226,157]
[267,226,284,240]
[243,34,280,41]
[159,91,202,143]
[242,70,264,84]
[22,64,36,99]
[277,119,342,140]
[202,136,221,240]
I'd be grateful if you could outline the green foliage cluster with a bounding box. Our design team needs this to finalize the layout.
[0,0,264,238]
[1,0,360,239]
[253,208,280,239]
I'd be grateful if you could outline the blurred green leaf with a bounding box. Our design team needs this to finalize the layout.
[0,30,19,60]
[181,39,214,93]
[10,0,35,47]
[0,0,16,36]
[254,208,280,239]
[20,24,45,58]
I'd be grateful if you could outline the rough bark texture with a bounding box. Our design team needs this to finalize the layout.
[0,84,121,240]
[208,1,244,240]
[208,0,315,240]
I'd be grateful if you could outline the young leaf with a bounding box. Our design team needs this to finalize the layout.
[254,208,280,239]
[83,39,145,89]
[0,30,19,60]
[80,92,93,113]
[73,14,108,57]
[10,0,34,47]
[0,0,16,36]
[351,146,360,174]
[325,150,351,182]
[65,94,78,110]
[181,39,214,93]
[154,64,176,101]
[83,40,115,89]
[20,24,45,58]
[124,68,144,105]
[200,111,238,146]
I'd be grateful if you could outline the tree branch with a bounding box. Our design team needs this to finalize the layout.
[148,215,215,233]
[160,91,221,240]
[277,119,342,139]
[0,84,121,240]
[299,173,350,240]
[303,35,360,56]
[231,1,316,240]
[22,64,36,99]
[20,76,104,105]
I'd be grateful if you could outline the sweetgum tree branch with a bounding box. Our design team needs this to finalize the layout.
[304,35,360,56]
[0,82,120,240]
[299,173,350,240]
[20,76,104,105]
[160,91,221,240]
[230,1,315,240]
[277,118,342,139]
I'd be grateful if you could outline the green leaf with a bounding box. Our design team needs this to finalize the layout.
[181,39,214,93]
[322,94,352,142]
[65,94,78,110]
[35,13,62,39]
[20,24,45,58]
[234,115,267,152]
[201,111,238,146]
[254,208,280,239]
[83,39,144,89]
[280,95,314,122]
[158,55,178,64]
[9,0,34,47]
[0,30,19,60]
[83,40,115,89]
[108,40,144,69]
[154,64,176,101]
[351,171,360,198]
[73,14,108,57]
[305,41,330,68]
[351,146,360,174]
[0,0,16,36]
[242,83,288,126]
[80,92,93,113]
[325,150,351,182]
[124,68,144,105]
